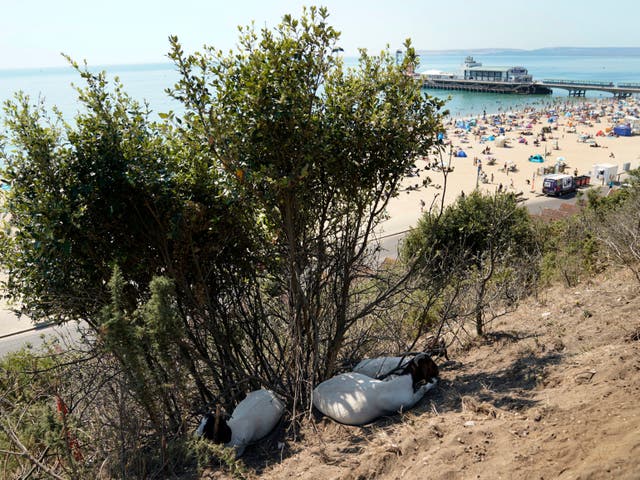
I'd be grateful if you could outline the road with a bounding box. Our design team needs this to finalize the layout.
[0,316,86,358]
[0,189,594,356]
[525,191,580,215]
[378,191,582,259]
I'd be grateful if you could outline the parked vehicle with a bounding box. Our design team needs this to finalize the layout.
[542,174,576,196]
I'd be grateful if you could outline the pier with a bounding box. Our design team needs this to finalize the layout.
[420,77,640,97]
[418,57,640,97]
[421,77,552,95]
[540,79,640,98]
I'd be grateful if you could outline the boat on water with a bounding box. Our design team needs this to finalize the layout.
[420,56,552,95]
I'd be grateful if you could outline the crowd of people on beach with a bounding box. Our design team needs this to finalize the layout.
[426,96,639,202]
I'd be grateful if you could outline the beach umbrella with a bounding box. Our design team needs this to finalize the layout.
[529,154,544,163]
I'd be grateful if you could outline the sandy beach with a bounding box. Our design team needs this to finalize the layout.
[383,96,640,239]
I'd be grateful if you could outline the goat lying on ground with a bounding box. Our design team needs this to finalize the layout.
[312,354,439,426]
[353,355,410,379]
[353,339,449,379]
[196,389,284,457]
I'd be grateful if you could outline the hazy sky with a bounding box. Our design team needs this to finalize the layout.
[3,0,640,69]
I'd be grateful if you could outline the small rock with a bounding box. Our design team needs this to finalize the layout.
[541,312,551,318]
[464,420,476,427]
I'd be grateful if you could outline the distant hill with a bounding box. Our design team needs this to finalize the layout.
[418,47,640,56]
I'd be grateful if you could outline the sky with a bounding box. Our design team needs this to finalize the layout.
[2,0,640,70]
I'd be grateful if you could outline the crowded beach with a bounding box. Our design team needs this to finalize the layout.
[382,96,640,238]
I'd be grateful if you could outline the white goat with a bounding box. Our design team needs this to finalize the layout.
[196,389,284,457]
[312,354,439,426]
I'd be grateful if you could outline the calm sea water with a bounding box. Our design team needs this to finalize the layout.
[1,53,639,123]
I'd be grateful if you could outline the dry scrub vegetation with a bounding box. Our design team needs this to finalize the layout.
[233,267,640,480]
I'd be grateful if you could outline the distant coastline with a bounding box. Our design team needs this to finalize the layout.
[0,62,173,76]
[3,47,640,74]
[418,47,640,57]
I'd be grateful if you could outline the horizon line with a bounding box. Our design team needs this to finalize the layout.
[3,46,640,73]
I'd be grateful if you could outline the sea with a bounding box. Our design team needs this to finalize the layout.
[1,52,640,125]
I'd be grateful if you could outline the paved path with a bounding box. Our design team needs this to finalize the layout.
[378,192,582,259]
[0,188,602,355]
[0,298,85,358]
[0,322,84,357]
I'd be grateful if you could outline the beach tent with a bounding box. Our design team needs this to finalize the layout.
[613,125,632,137]
[529,154,544,163]
[456,150,467,158]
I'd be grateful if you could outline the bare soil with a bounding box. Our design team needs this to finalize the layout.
[206,267,640,479]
